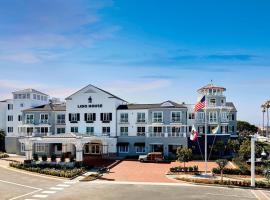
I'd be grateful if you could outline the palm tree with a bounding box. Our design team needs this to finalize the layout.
[262,104,266,136]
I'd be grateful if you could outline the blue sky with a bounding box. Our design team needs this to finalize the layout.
[0,0,269,125]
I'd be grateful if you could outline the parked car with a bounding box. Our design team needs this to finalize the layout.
[138,152,164,163]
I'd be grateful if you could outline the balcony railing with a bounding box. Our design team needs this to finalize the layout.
[56,119,65,124]
[147,132,186,137]
[20,132,51,137]
[25,120,34,124]
[40,119,49,124]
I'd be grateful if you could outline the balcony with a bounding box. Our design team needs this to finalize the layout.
[40,119,49,124]
[147,132,186,137]
[25,120,34,124]
[20,132,52,137]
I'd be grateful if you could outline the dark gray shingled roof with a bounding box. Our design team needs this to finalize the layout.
[23,103,66,112]
[117,101,187,110]
[226,102,237,112]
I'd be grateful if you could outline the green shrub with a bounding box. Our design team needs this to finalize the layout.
[42,155,47,162]
[51,154,56,162]
[60,154,65,162]
[170,165,199,173]
[0,153,9,158]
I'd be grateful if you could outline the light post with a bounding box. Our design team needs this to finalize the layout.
[251,135,257,187]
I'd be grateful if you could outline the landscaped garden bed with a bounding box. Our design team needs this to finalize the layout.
[0,152,9,159]
[10,162,86,178]
[169,165,199,174]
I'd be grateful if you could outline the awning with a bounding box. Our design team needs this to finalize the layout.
[117,142,129,146]
[134,142,145,146]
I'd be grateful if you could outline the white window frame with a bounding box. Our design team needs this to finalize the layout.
[102,113,111,121]
[209,111,218,123]
[135,145,145,153]
[102,127,110,135]
[209,98,216,107]
[152,112,163,123]
[86,127,94,135]
[57,127,65,134]
[120,127,128,136]
[8,115,13,121]
[57,114,65,124]
[120,113,128,123]
[118,145,129,153]
[197,112,205,121]
[137,112,146,123]
[26,114,34,124]
[86,113,95,122]
[35,143,45,153]
[171,111,181,123]
[137,126,146,136]
[71,127,78,133]
[70,113,78,122]
[40,113,49,123]
[21,143,25,152]
[220,112,228,122]
[7,127,13,133]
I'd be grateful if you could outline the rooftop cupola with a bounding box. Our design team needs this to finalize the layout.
[197,83,226,96]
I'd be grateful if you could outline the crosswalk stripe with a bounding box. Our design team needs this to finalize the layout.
[32,194,48,198]
[41,191,56,194]
[56,184,70,187]
[50,187,64,190]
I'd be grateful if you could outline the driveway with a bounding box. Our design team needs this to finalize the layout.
[101,160,220,183]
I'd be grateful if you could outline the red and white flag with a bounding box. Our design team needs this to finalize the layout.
[190,125,198,141]
[194,96,206,112]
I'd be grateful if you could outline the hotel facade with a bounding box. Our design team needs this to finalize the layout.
[0,83,237,161]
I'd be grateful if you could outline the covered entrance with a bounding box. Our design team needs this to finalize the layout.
[150,144,164,153]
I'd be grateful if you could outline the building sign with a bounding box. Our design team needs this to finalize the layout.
[77,96,102,108]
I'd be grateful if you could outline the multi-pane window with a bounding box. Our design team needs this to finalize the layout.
[152,112,163,123]
[33,94,36,99]
[228,113,235,121]
[18,115,22,122]
[7,104,13,110]
[57,114,65,124]
[171,112,181,123]
[209,112,217,123]
[100,113,112,122]
[153,127,162,133]
[135,145,145,153]
[137,127,146,136]
[35,143,45,152]
[40,114,49,123]
[197,112,205,121]
[118,145,129,153]
[71,127,78,133]
[7,115,13,121]
[7,127,13,133]
[120,113,128,123]
[221,126,228,134]
[57,128,65,134]
[40,127,49,136]
[85,113,96,122]
[188,113,195,119]
[69,113,80,123]
[120,127,128,136]
[102,127,110,135]
[137,113,146,123]
[170,127,181,137]
[209,98,216,106]
[229,125,235,133]
[26,114,34,124]
[220,112,228,122]
[86,127,94,135]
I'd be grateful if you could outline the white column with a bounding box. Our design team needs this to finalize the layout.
[75,141,83,162]
[25,142,33,160]
[251,136,256,187]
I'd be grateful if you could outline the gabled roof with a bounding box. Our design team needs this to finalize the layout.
[226,102,237,112]
[23,103,66,112]
[65,84,127,102]
[13,88,49,96]
[117,100,187,110]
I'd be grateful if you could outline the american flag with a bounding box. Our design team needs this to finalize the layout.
[194,96,206,112]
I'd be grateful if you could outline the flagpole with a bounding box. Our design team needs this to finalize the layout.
[204,105,208,174]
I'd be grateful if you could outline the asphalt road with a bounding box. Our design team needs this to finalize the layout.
[0,161,269,200]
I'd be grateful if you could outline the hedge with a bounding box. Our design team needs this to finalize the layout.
[170,165,199,173]
[0,153,9,159]
[10,162,85,178]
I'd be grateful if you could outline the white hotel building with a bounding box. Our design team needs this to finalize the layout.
[0,83,237,162]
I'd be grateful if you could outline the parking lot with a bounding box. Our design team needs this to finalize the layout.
[101,160,220,182]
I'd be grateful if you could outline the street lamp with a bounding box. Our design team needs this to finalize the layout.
[251,135,256,187]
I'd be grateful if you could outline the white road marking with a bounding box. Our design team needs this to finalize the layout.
[32,194,47,198]
[64,181,77,184]
[41,191,56,194]
[56,184,70,187]
[0,179,40,190]
[49,187,64,190]
[206,192,256,199]
[251,190,270,200]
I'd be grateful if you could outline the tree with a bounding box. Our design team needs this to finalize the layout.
[227,139,240,155]
[237,121,258,139]
[238,140,262,161]
[0,129,5,152]
[215,159,228,183]
[176,147,192,168]
[212,140,225,157]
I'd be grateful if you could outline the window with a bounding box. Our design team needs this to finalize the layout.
[71,127,78,133]
[26,114,34,124]
[8,104,13,110]
[221,99,225,105]
[56,144,62,151]
[26,93,30,99]
[171,111,181,123]
[197,112,205,121]
[118,145,129,153]
[41,96,44,101]
[14,94,18,99]
[100,113,112,122]
[37,95,40,100]
[209,98,216,106]
[86,127,94,135]
[7,127,13,133]
[57,128,65,134]
[153,126,162,133]
[7,115,13,121]
[120,113,128,123]
[229,125,235,133]
[198,126,204,134]
[170,126,181,137]
[40,114,49,123]
[229,113,235,121]
[189,126,192,132]
[188,113,195,119]
[102,127,110,135]
[57,114,65,124]
[44,96,47,101]
[35,143,45,152]
[18,115,22,122]
[220,112,228,121]
[69,113,80,123]
[209,112,217,123]
[21,143,25,152]
[152,112,163,123]
[33,94,36,99]
[137,112,146,123]
[137,127,146,136]
[40,127,49,135]
[221,126,228,134]
[120,127,128,136]
[135,145,145,153]
[84,113,96,122]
